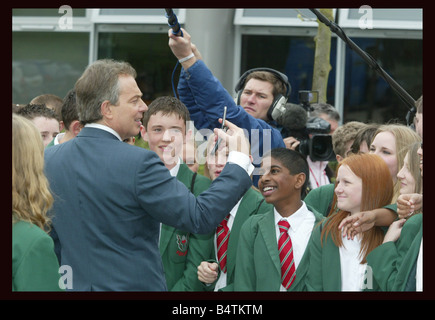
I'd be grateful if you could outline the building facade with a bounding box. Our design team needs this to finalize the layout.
[12,8,422,124]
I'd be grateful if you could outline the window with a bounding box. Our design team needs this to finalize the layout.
[343,37,422,123]
[97,32,179,104]
[12,32,89,104]
[240,34,337,105]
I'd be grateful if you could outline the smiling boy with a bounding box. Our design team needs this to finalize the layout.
[141,96,213,291]
[233,148,324,291]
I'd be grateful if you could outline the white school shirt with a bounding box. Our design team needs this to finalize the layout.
[416,239,423,291]
[52,132,65,145]
[214,199,242,291]
[339,235,367,291]
[274,201,316,291]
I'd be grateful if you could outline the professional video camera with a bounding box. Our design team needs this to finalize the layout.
[277,90,336,162]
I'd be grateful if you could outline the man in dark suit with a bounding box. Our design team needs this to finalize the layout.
[44,59,253,291]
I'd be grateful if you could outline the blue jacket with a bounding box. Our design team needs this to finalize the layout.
[178,60,285,186]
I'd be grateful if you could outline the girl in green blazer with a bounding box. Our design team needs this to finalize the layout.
[366,142,423,291]
[367,213,422,291]
[306,153,394,291]
[12,114,62,291]
[234,148,324,291]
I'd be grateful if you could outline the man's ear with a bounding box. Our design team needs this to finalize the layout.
[100,100,113,119]
[139,124,148,142]
[294,172,307,190]
[70,120,83,136]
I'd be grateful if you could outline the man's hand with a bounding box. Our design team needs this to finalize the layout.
[397,193,423,219]
[338,211,376,240]
[198,261,218,284]
[214,119,250,156]
[168,28,197,69]
[283,136,300,151]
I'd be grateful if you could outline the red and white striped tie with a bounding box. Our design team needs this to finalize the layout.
[278,220,296,289]
[216,214,231,273]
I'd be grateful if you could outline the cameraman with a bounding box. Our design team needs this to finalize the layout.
[168,28,286,186]
[284,102,340,190]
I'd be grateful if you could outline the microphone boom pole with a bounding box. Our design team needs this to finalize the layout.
[309,8,416,123]
[165,8,183,36]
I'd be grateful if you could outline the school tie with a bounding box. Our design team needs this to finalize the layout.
[216,214,231,273]
[278,220,296,289]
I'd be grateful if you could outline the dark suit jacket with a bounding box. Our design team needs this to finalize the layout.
[44,127,252,291]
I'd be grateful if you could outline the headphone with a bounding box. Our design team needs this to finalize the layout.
[234,67,292,122]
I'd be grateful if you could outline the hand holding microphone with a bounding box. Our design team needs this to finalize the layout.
[168,27,197,69]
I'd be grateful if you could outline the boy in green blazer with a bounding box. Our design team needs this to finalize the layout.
[233,148,324,291]
[196,134,272,291]
[141,96,213,291]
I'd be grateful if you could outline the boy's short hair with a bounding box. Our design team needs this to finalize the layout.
[142,96,191,131]
[264,148,309,197]
[332,121,366,158]
[17,103,59,122]
[61,89,79,131]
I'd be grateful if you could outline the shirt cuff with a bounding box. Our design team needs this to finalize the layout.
[227,151,255,176]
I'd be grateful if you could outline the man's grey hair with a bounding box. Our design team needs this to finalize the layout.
[74,59,137,125]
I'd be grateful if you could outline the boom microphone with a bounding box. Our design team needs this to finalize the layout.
[165,9,182,36]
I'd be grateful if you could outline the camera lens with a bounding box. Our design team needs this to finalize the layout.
[310,135,335,161]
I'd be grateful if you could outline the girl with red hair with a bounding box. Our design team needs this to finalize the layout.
[306,153,393,291]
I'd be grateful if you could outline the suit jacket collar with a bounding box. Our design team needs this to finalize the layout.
[78,126,121,141]
[84,123,122,141]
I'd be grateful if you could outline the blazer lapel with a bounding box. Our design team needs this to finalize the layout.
[226,189,255,277]
[258,209,281,276]
[159,224,175,255]
[290,208,325,289]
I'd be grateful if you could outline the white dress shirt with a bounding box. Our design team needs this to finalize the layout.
[339,235,367,291]
[416,238,423,291]
[85,123,122,141]
[52,132,65,145]
[213,199,242,291]
[274,201,316,291]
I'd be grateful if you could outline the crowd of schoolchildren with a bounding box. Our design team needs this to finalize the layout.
[12,27,422,292]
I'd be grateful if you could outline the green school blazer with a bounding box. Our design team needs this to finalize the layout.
[159,162,213,291]
[202,188,273,292]
[304,183,335,217]
[12,220,63,291]
[366,213,422,291]
[233,203,324,291]
[305,183,398,217]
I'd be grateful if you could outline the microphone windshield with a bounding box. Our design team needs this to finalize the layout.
[277,103,308,131]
